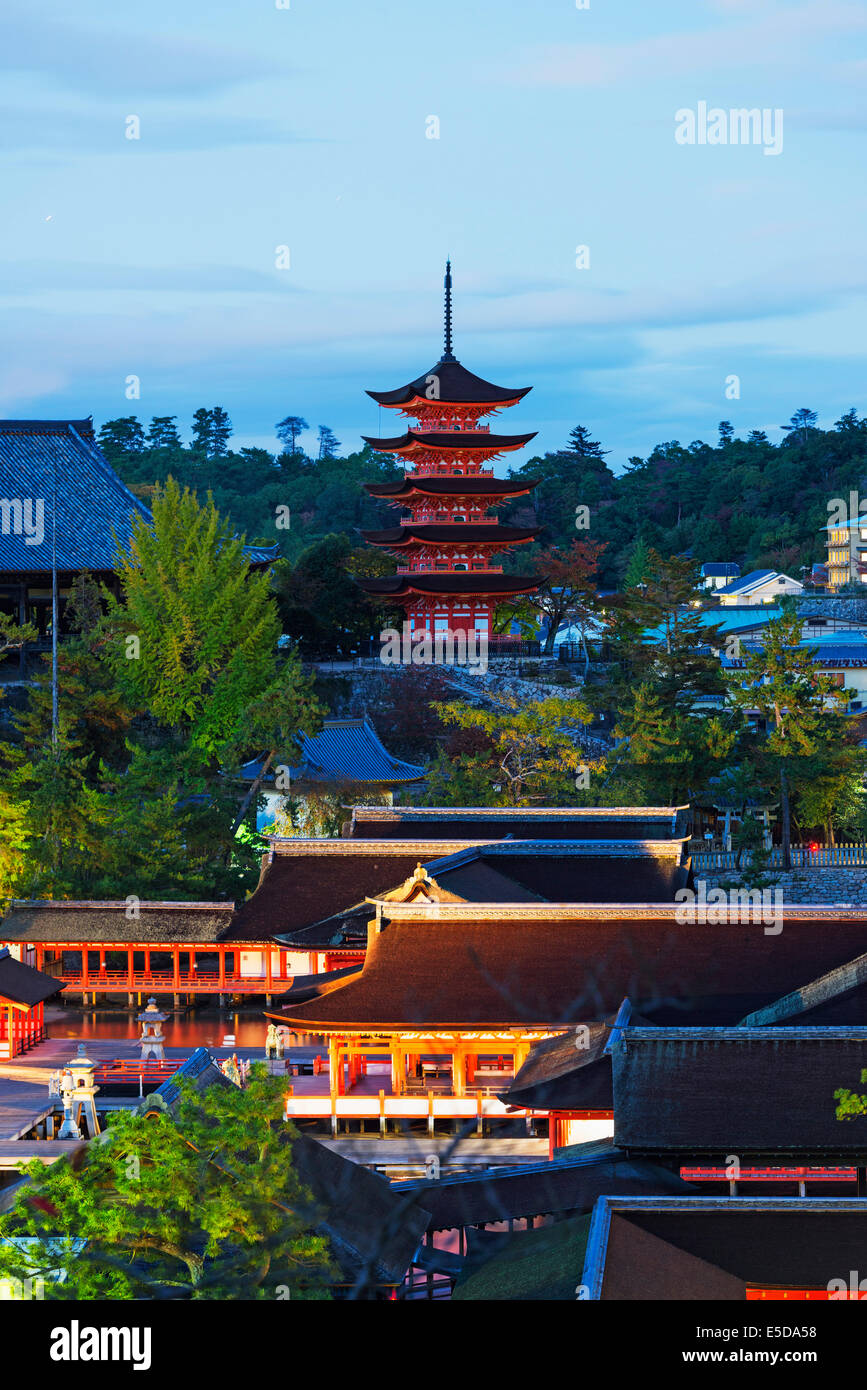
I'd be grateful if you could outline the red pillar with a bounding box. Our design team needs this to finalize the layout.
[172,947,180,988]
[218,947,226,990]
[127,946,133,988]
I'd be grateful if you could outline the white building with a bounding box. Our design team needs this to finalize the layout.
[716,570,804,606]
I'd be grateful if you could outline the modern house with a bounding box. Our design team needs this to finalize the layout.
[716,569,804,606]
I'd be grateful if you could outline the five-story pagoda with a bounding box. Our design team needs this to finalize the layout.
[358,263,540,644]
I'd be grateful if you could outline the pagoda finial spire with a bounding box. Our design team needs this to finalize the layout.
[442,258,456,362]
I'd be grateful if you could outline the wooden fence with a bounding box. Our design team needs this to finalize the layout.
[692,844,867,870]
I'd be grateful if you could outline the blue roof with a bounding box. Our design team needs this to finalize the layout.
[644,606,783,643]
[0,418,278,573]
[242,717,425,787]
[0,419,149,572]
[700,563,740,578]
[716,569,777,595]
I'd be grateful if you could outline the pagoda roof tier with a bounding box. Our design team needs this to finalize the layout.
[357,574,539,598]
[360,524,539,547]
[366,358,531,410]
[365,477,538,500]
[362,430,536,457]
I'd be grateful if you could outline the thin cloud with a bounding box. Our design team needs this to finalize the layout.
[2,3,289,97]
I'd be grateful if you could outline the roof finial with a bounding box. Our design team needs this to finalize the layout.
[442,258,456,362]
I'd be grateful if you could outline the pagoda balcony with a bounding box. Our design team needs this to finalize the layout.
[411,422,491,434]
[394,565,504,575]
[399,514,499,524]
[409,466,495,478]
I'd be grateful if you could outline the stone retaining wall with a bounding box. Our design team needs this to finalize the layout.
[701,868,867,906]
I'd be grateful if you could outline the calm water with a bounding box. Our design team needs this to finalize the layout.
[45,1004,270,1049]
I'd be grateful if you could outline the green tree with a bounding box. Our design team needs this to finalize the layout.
[97,417,145,463]
[317,425,341,460]
[0,1068,332,1300]
[275,415,309,455]
[624,537,651,588]
[728,611,858,867]
[430,694,596,805]
[145,416,182,451]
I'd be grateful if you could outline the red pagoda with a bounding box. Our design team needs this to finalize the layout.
[357,262,541,644]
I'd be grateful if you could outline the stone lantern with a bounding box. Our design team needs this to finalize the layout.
[137,997,168,1061]
[57,1043,100,1140]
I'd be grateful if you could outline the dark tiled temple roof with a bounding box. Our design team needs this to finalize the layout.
[739,948,867,1026]
[269,964,363,1008]
[362,430,536,454]
[268,839,691,948]
[277,904,867,1030]
[0,419,149,573]
[357,573,539,597]
[366,359,531,408]
[345,805,689,841]
[396,1137,694,1231]
[502,1000,651,1111]
[613,1026,867,1157]
[241,717,424,788]
[1,901,239,944]
[230,841,483,944]
[291,1133,430,1285]
[360,524,539,546]
[427,842,691,903]
[365,477,538,499]
[0,947,64,1007]
[583,1197,867,1301]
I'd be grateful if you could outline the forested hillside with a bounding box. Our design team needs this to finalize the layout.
[99,404,867,598]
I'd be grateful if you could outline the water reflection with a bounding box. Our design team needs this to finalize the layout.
[46,1005,268,1048]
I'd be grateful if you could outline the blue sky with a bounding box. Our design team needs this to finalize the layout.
[2,0,866,470]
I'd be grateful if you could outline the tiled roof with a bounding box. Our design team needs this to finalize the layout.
[1,901,238,943]
[396,1138,693,1231]
[0,419,149,572]
[345,805,689,841]
[0,947,64,1007]
[277,903,867,1031]
[613,1027,867,1155]
[0,418,278,574]
[241,717,424,788]
[366,358,531,408]
[582,1196,867,1300]
[700,563,740,578]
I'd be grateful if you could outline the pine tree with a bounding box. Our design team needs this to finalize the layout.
[624,537,650,588]
[97,417,145,463]
[275,415,309,454]
[317,425,340,459]
[145,416,182,451]
[0,1067,333,1300]
[210,406,232,457]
